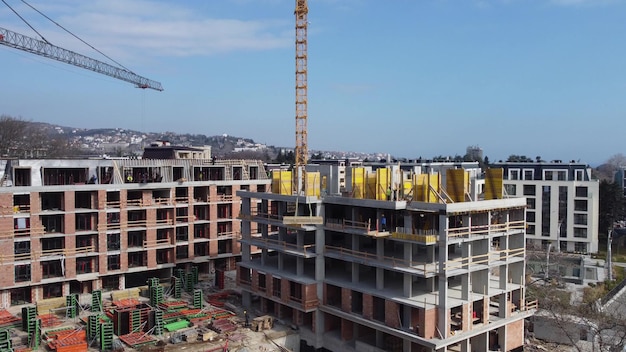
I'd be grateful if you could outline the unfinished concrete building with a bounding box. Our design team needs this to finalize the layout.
[237,164,535,352]
[0,157,270,307]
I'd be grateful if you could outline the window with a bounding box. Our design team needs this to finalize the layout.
[574,214,588,225]
[575,242,587,253]
[557,171,566,181]
[504,184,516,196]
[526,211,536,223]
[15,264,31,282]
[575,200,587,212]
[527,198,536,209]
[523,169,534,180]
[509,169,520,180]
[575,187,588,198]
[523,185,536,196]
[574,228,587,238]
[526,225,535,235]
[575,169,584,181]
[544,171,553,181]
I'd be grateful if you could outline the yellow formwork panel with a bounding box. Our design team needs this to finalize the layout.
[376,168,390,200]
[484,168,504,200]
[352,167,366,199]
[271,170,292,195]
[402,180,412,200]
[446,169,469,203]
[306,172,321,197]
[366,174,377,200]
[414,173,440,203]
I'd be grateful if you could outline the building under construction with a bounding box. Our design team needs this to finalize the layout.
[237,162,536,352]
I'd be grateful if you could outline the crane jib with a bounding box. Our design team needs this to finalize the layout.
[0,27,163,91]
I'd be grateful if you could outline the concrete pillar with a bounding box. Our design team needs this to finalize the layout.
[437,213,449,339]
[375,330,383,349]
[499,293,508,318]
[352,263,359,283]
[376,267,384,290]
[462,242,470,300]
[297,257,303,276]
[403,274,412,297]
[242,291,252,307]
[278,252,284,271]
[403,339,411,352]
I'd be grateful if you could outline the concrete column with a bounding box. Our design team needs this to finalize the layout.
[427,246,436,263]
[242,291,252,307]
[352,263,359,283]
[375,330,384,349]
[403,339,411,352]
[438,213,449,339]
[297,257,304,276]
[462,242,470,300]
[315,206,325,298]
[278,252,284,271]
[403,274,412,297]
[376,267,384,290]
[499,293,508,318]
[376,238,384,259]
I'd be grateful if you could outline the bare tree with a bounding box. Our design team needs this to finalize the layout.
[0,115,77,158]
[528,276,626,351]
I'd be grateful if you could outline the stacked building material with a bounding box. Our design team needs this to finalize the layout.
[46,328,87,352]
[119,331,157,349]
[0,309,21,329]
[37,313,63,328]
[209,319,237,334]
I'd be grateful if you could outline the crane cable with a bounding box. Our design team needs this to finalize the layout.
[19,0,134,73]
[1,0,49,43]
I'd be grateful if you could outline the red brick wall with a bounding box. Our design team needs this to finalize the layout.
[341,288,351,312]
[362,294,373,320]
[462,303,471,331]
[0,194,13,288]
[281,278,290,303]
[506,319,524,351]
[341,318,354,341]
[385,300,400,329]
[146,208,157,268]
[422,307,437,339]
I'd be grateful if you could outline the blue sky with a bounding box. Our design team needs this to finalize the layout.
[1,0,625,165]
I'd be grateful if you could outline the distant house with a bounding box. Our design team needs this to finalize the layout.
[142,141,212,160]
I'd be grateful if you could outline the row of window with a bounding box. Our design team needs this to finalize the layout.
[507,169,586,182]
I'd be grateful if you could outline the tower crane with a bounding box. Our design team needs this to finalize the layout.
[294,0,308,194]
[0,26,163,91]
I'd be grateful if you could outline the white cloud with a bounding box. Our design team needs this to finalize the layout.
[2,0,292,61]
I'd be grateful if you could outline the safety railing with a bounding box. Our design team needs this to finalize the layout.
[143,238,172,249]
[325,245,436,274]
[247,237,314,255]
[447,220,526,239]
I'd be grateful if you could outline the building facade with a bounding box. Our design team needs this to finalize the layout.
[492,161,599,254]
[237,164,532,352]
[0,158,269,307]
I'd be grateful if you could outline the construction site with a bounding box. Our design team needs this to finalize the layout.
[1,0,537,350]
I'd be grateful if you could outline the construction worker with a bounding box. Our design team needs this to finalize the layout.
[386,186,391,200]
[126,174,133,183]
[380,214,387,232]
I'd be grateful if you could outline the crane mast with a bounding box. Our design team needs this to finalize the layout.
[294,0,308,193]
[0,26,163,91]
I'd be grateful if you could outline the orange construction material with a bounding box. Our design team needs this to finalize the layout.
[38,313,63,327]
[112,298,141,308]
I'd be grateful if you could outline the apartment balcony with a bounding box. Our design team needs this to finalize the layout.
[325,218,383,237]
[10,226,44,239]
[211,194,234,203]
[143,238,173,250]
[324,245,438,277]
[444,247,525,274]
[0,252,32,264]
[391,227,437,245]
[241,236,316,258]
[152,197,174,206]
[446,220,525,242]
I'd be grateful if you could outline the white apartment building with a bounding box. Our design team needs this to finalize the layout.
[492,161,599,254]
